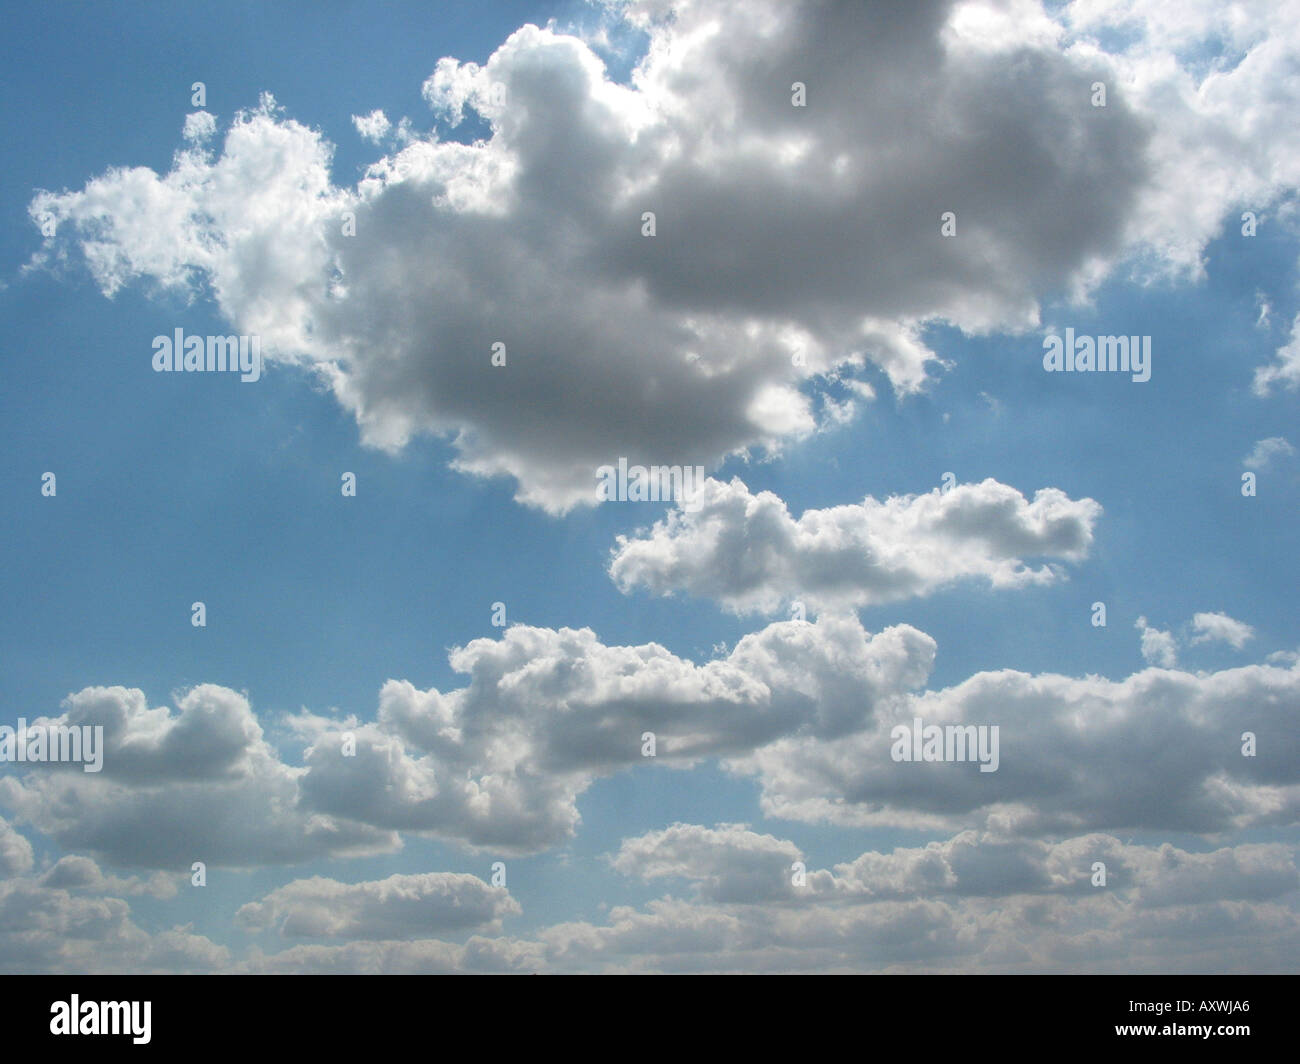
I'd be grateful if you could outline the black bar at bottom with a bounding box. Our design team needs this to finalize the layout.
[1,974,1286,1052]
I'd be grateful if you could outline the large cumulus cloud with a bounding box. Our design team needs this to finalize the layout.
[32,0,1254,511]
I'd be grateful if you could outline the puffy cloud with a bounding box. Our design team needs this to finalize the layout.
[43,684,266,784]
[1058,0,1300,283]
[40,855,178,900]
[830,831,1065,899]
[351,109,391,144]
[1190,611,1255,649]
[297,613,934,851]
[730,655,1300,835]
[611,822,810,902]
[0,685,397,869]
[0,874,226,973]
[0,817,34,879]
[31,0,1247,512]
[829,832,1299,906]
[314,618,1300,847]
[1243,436,1295,469]
[181,110,216,142]
[536,835,1300,972]
[540,894,967,972]
[1135,610,1256,665]
[6,823,1291,973]
[612,824,1299,907]
[240,879,1300,970]
[1127,841,1299,908]
[1255,315,1300,395]
[1136,615,1178,667]
[609,476,1101,613]
[236,872,518,939]
[0,616,931,863]
[532,828,1300,972]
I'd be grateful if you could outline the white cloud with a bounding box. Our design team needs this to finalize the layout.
[1135,610,1256,663]
[1243,436,1295,469]
[609,476,1101,613]
[182,110,217,142]
[352,109,392,143]
[1190,611,1255,649]
[351,109,390,143]
[1255,316,1300,394]
[1136,615,1178,667]
[1059,0,1300,285]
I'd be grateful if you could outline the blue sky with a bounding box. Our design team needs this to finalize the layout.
[1,0,1297,972]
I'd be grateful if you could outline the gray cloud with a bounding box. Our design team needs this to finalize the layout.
[40,855,178,899]
[0,817,33,879]
[612,822,808,903]
[0,686,397,869]
[237,872,518,939]
[27,0,1168,512]
[0,828,226,973]
[732,655,1300,835]
[538,829,1300,973]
